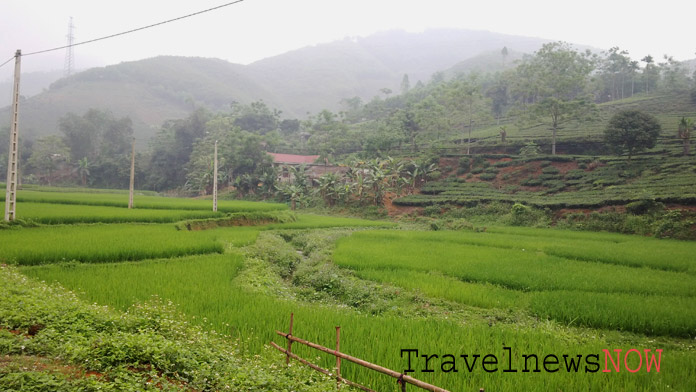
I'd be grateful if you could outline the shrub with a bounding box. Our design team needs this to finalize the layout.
[541,166,560,175]
[427,170,442,181]
[626,199,664,215]
[479,172,497,181]
[565,169,585,180]
[424,204,443,217]
[521,178,542,186]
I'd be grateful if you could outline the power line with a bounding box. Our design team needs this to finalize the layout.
[0,56,14,69]
[21,0,245,57]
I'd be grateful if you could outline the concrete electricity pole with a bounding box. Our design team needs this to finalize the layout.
[128,137,135,209]
[213,140,218,212]
[4,50,21,222]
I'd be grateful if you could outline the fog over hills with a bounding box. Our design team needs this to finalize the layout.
[1,29,551,140]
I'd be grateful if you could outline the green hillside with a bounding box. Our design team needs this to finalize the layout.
[0,29,550,141]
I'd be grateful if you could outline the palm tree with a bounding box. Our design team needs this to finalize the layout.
[74,157,91,186]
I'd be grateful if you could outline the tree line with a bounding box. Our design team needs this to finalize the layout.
[2,41,695,194]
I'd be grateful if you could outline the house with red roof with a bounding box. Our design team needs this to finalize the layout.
[267,152,346,184]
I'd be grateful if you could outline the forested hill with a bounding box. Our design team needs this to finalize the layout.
[246,29,549,116]
[0,29,549,141]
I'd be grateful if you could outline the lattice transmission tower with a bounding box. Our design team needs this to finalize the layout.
[64,17,75,76]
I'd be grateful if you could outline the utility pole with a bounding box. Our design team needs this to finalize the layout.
[128,137,135,209]
[5,50,21,222]
[213,140,218,212]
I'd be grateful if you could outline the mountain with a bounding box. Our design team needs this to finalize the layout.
[247,29,550,114]
[0,70,65,107]
[0,29,551,141]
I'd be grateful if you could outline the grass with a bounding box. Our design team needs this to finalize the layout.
[333,229,696,337]
[2,201,223,224]
[0,224,224,265]
[266,213,395,230]
[4,185,696,390]
[20,254,696,391]
[7,189,288,212]
[0,264,335,391]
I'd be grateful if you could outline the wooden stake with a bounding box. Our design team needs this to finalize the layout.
[286,312,294,365]
[276,330,449,392]
[336,326,341,390]
[270,342,375,392]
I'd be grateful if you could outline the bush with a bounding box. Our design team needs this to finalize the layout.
[479,172,497,181]
[541,166,560,175]
[626,199,664,215]
[427,170,442,181]
[564,169,585,180]
[424,204,443,217]
[521,177,542,186]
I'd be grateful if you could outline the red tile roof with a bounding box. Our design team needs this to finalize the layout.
[268,153,320,165]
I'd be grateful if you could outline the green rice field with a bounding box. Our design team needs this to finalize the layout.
[2,187,695,391]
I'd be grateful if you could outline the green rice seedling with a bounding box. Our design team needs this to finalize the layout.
[19,184,159,196]
[12,190,287,212]
[0,224,223,265]
[531,291,696,338]
[20,255,696,391]
[387,227,696,274]
[3,201,223,224]
[333,231,696,298]
[265,213,395,229]
[354,268,528,310]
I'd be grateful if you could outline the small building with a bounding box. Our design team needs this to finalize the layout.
[267,153,347,184]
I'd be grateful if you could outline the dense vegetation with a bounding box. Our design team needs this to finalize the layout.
[2,34,696,391]
[1,189,693,391]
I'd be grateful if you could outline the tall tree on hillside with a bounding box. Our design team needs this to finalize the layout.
[515,42,595,155]
[601,47,630,101]
[604,110,661,161]
[146,108,210,191]
[389,108,421,151]
[659,55,690,92]
[641,55,659,94]
[678,117,694,156]
[58,109,135,188]
[443,76,492,154]
[230,100,280,134]
[485,71,513,124]
[401,74,411,94]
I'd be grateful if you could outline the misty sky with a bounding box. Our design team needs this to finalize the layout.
[1,0,695,81]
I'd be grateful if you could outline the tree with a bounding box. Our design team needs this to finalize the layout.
[678,117,694,156]
[74,157,91,186]
[28,135,70,186]
[443,76,492,155]
[401,74,411,94]
[604,110,661,161]
[641,55,659,94]
[516,42,595,155]
[231,100,280,134]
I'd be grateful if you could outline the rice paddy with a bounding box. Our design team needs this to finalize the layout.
[3,187,695,391]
